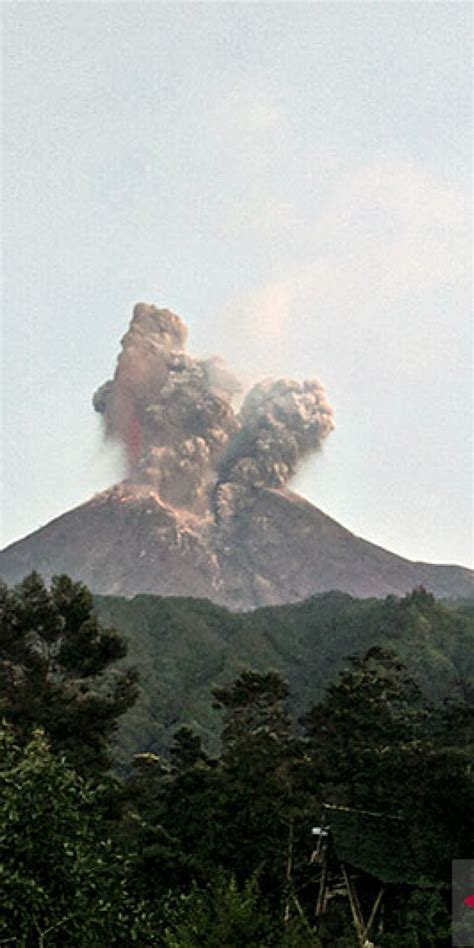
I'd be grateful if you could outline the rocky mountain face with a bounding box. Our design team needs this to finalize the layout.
[0,481,472,607]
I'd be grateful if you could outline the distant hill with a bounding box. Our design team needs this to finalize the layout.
[93,588,474,762]
[0,481,472,608]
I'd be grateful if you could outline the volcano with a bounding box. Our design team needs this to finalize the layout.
[0,481,471,607]
[2,303,472,605]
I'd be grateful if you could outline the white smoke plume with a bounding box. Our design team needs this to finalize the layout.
[93,303,334,518]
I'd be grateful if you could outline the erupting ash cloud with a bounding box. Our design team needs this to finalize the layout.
[93,304,240,510]
[213,378,334,521]
[94,303,334,518]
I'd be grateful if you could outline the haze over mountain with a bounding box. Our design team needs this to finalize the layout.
[1,304,472,605]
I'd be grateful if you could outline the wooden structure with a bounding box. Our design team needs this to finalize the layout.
[311,802,418,947]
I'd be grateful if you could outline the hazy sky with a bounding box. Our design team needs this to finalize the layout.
[2,2,472,566]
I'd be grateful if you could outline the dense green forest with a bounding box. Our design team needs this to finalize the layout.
[95,588,474,762]
[1,573,474,946]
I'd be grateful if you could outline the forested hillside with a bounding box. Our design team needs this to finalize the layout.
[95,588,474,762]
[2,574,474,946]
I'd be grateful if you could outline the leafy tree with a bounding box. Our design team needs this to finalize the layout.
[213,669,293,744]
[120,728,219,900]
[4,574,470,946]
[122,674,313,918]
[303,645,474,937]
[210,671,312,906]
[302,646,427,810]
[0,572,138,775]
[0,725,159,947]
[436,680,474,771]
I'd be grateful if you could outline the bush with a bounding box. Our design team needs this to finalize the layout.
[163,872,320,948]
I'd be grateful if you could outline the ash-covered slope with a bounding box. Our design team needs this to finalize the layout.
[2,302,471,604]
[0,481,472,606]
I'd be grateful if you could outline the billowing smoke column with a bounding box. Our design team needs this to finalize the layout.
[94,303,334,518]
[213,378,334,521]
[93,304,240,510]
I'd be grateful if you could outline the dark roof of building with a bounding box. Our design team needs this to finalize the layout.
[326,806,428,886]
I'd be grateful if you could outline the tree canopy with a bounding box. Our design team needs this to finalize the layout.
[0,572,138,775]
[1,574,473,946]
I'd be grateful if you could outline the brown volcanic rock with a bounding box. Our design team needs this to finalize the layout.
[0,484,222,601]
[0,481,472,606]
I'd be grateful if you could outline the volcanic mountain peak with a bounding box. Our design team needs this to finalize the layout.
[1,303,472,606]
[0,479,472,608]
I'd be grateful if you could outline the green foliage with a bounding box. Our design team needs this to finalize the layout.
[94,588,474,760]
[162,873,320,948]
[2,577,473,947]
[111,590,474,945]
[380,887,450,947]
[302,646,427,809]
[121,739,217,898]
[0,572,138,774]
[213,669,291,744]
[208,671,311,896]
[0,725,159,946]
[121,668,313,906]
[303,646,474,884]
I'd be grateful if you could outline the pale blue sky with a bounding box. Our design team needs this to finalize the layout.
[2,1,472,566]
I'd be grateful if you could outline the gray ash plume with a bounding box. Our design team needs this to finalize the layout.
[93,303,240,510]
[93,303,334,517]
[213,378,334,521]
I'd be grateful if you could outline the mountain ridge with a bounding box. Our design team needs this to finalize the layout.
[92,586,474,758]
[1,480,472,605]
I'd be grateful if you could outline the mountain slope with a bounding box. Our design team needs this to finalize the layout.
[92,588,474,759]
[0,481,472,606]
